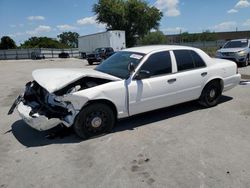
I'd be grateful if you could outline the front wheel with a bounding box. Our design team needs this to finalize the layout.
[199,81,222,108]
[73,103,115,139]
[87,60,93,65]
[242,56,249,67]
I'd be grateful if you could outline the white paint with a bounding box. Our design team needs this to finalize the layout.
[17,45,241,131]
[32,68,121,93]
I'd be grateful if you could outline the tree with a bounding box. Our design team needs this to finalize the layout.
[138,31,167,45]
[20,37,67,48]
[0,36,17,49]
[199,30,217,41]
[93,0,163,47]
[57,32,79,48]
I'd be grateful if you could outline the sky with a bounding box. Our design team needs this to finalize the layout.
[0,0,250,45]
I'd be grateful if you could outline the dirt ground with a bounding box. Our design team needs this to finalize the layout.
[0,58,250,188]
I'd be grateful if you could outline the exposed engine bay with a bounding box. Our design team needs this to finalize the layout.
[9,76,112,130]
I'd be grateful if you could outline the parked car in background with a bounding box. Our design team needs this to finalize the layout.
[216,39,250,67]
[86,47,114,65]
[9,45,241,139]
[31,52,45,60]
[58,52,70,58]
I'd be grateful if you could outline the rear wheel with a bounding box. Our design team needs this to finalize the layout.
[199,81,222,107]
[73,103,115,139]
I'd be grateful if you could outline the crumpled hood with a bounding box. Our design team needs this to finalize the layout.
[32,68,121,93]
[218,48,245,53]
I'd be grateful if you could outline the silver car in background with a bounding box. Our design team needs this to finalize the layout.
[216,39,250,67]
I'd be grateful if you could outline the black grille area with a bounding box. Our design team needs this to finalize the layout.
[23,81,69,119]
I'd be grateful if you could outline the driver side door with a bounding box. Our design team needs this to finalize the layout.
[128,51,178,116]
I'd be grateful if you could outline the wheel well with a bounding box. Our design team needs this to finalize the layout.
[84,99,118,118]
[204,79,224,93]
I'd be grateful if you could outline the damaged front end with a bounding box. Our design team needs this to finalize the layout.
[8,81,76,131]
[8,68,120,131]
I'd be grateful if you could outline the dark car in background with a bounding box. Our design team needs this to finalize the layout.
[58,52,70,58]
[86,47,114,65]
[31,52,45,60]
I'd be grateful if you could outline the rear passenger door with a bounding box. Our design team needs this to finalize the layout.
[172,50,208,103]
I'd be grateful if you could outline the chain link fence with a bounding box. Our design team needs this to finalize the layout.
[0,48,80,60]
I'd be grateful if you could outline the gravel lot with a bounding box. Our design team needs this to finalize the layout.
[0,58,250,188]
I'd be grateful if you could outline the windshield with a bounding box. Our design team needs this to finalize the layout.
[95,51,145,79]
[223,40,248,48]
[95,48,105,53]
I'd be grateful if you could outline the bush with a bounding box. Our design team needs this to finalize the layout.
[137,31,167,45]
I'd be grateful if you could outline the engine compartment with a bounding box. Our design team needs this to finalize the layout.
[22,77,112,121]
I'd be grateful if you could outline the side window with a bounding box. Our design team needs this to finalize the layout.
[140,51,172,77]
[174,50,195,71]
[190,51,206,68]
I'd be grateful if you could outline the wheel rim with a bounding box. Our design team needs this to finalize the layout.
[85,111,108,134]
[91,117,102,128]
[206,86,218,103]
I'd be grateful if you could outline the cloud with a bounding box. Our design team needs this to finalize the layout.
[26,25,51,35]
[211,21,237,31]
[27,16,45,21]
[77,16,97,25]
[155,0,180,17]
[243,19,250,26]
[235,0,250,8]
[57,24,78,31]
[227,9,238,14]
[77,16,106,29]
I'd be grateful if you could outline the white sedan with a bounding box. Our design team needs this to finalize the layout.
[9,45,241,139]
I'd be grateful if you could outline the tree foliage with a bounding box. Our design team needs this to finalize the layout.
[138,31,167,45]
[20,37,67,48]
[57,32,79,48]
[180,30,217,42]
[93,0,163,47]
[0,36,17,49]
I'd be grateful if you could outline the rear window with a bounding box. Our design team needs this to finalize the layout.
[174,50,206,71]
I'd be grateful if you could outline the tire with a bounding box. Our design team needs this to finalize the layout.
[73,103,115,139]
[242,56,249,67]
[88,60,93,65]
[199,81,222,108]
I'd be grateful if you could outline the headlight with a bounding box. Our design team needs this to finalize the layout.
[238,50,247,56]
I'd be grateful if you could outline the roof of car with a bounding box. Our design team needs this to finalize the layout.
[123,45,198,54]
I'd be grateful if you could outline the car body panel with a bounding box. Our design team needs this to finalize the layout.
[32,68,121,93]
[10,45,241,131]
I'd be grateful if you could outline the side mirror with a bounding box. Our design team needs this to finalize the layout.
[128,62,135,74]
[135,70,151,80]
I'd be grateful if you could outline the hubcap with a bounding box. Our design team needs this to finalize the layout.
[91,117,102,128]
[209,89,216,98]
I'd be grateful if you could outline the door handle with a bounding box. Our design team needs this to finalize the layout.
[201,72,207,77]
[168,78,177,83]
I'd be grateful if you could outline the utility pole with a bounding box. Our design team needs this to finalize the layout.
[179,29,182,44]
